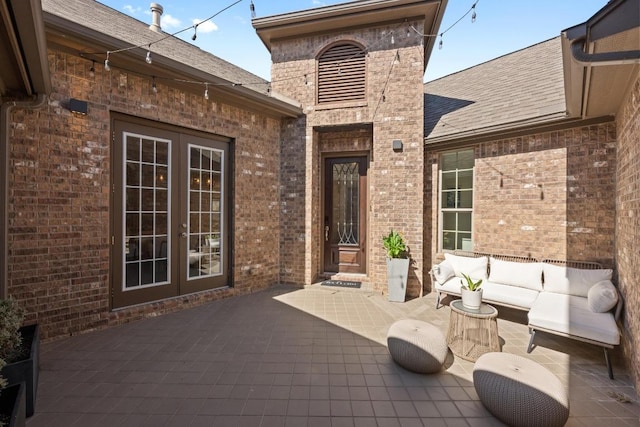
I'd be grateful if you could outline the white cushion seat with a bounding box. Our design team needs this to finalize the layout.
[528,292,620,346]
[482,281,539,310]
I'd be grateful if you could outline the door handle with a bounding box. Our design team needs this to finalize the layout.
[180,232,187,238]
[325,226,329,242]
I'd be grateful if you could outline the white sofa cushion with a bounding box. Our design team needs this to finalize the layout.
[489,258,543,291]
[482,281,539,310]
[528,292,620,346]
[542,263,613,297]
[434,276,463,294]
[587,280,619,313]
[433,260,455,285]
[444,253,488,281]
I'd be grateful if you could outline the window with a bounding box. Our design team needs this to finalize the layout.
[317,43,366,104]
[440,150,474,251]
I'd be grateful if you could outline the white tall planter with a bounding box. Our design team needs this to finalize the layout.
[461,287,483,310]
[386,258,410,302]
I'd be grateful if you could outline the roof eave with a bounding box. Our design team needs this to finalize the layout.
[0,0,51,97]
[43,11,302,118]
[253,0,447,71]
[561,0,640,119]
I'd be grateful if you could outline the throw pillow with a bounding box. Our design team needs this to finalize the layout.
[444,253,488,281]
[488,258,543,291]
[587,280,619,313]
[433,260,454,285]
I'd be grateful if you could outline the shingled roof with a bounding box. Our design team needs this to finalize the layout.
[424,37,568,144]
[41,0,301,116]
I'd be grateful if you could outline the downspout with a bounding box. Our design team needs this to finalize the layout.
[570,36,640,118]
[570,37,640,66]
[0,93,48,299]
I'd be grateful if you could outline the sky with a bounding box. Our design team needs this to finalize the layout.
[96,0,608,83]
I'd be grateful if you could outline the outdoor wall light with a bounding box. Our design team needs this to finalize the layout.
[69,98,88,115]
[392,139,403,152]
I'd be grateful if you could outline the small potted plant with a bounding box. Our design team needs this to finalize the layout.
[0,298,39,419]
[0,360,26,427]
[460,273,483,309]
[382,230,410,302]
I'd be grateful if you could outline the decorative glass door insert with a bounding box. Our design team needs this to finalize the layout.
[324,157,368,274]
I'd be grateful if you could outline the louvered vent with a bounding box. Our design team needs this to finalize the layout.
[317,44,366,104]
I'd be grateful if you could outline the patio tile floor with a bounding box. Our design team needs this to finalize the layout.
[28,285,639,426]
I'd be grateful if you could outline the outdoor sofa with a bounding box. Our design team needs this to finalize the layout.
[430,251,622,379]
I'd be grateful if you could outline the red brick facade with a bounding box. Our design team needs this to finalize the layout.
[271,20,426,297]
[615,71,640,391]
[7,50,284,340]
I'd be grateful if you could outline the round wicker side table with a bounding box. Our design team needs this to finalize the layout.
[446,299,499,361]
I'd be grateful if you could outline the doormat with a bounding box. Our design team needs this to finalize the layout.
[321,280,361,289]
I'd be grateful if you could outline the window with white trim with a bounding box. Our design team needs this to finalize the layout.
[440,150,474,251]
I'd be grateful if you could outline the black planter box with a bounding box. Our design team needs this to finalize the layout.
[0,383,26,427]
[1,324,39,417]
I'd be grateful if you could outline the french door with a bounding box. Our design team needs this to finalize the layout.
[323,156,368,274]
[111,119,230,308]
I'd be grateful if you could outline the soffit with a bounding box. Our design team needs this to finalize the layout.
[0,0,51,97]
[253,0,443,54]
[562,0,640,119]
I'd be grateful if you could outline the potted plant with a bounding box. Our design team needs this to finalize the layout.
[0,360,25,427]
[460,273,483,309]
[383,230,410,302]
[0,299,39,418]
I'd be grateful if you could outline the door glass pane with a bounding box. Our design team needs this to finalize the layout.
[123,133,171,290]
[332,162,359,245]
[188,145,223,278]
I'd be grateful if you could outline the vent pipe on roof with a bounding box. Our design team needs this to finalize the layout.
[149,3,163,32]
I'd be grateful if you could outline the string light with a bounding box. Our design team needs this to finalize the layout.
[391,31,395,45]
[152,76,157,93]
[204,82,209,99]
[471,4,477,23]
[250,1,256,19]
[304,74,308,85]
[192,24,198,41]
[145,47,152,64]
[89,60,95,78]
[104,51,111,71]
[408,0,479,50]
[439,34,443,49]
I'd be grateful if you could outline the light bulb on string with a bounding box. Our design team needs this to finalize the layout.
[104,51,111,71]
[438,34,443,50]
[89,60,95,78]
[250,1,256,19]
[145,49,152,64]
[391,31,395,45]
[204,83,209,100]
[304,74,308,86]
[471,4,477,23]
[152,76,157,94]
[192,24,198,41]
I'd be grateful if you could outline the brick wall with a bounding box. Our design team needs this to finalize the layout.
[615,71,640,391]
[271,20,425,296]
[7,49,283,340]
[426,121,617,270]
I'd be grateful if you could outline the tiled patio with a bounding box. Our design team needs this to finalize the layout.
[29,284,638,426]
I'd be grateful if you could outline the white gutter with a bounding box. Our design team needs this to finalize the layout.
[0,94,48,299]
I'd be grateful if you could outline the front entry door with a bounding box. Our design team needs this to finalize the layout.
[323,157,368,274]
[112,119,230,309]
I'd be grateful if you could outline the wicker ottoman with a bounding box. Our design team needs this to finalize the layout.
[473,352,569,427]
[387,319,448,374]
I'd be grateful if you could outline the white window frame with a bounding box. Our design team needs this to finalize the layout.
[438,149,474,252]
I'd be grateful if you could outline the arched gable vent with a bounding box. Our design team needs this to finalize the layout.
[317,43,366,104]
